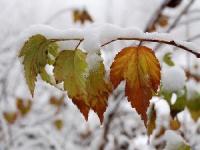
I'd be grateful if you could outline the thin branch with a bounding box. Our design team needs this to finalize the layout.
[139,0,171,46]
[144,0,171,32]
[188,34,200,41]
[167,0,195,32]
[75,39,83,49]
[155,0,195,50]
[185,69,200,82]
[178,17,200,27]
[49,37,200,58]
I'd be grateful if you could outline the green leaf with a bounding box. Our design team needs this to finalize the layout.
[163,52,175,66]
[53,49,112,122]
[19,34,59,96]
[159,88,186,118]
[177,143,191,150]
[187,94,200,121]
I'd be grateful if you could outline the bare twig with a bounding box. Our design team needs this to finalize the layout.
[188,34,200,41]
[144,0,171,32]
[75,39,83,49]
[185,69,200,82]
[155,0,195,51]
[166,0,195,32]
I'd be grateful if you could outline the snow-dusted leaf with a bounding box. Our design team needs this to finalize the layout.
[53,49,112,122]
[147,103,180,135]
[110,46,161,124]
[19,34,59,96]
[160,90,186,118]
[163,52,175,66]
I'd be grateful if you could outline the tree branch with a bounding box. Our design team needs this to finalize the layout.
[155,0,195,50]
[185,69,200,82]
[166,0,195,33]
[144,0,171,32]
[50,37,200,58]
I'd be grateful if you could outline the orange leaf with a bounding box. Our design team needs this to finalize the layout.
[110,46,161,124]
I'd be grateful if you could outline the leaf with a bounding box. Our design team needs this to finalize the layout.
[53,119,64,130]
[187,96,200,121]
[3,112,18,124]
[170,118,181,130]
[147,103,180,135]
[49,96,65,107]
[19,34,59,96]
[163,52,175,66]
[73,9,93,24]
[53,49,112,122]
[16,98,32,116]
[147,104,156,135]
[160,90,186,118]
[110,46,161,124]
[158,14,169,27]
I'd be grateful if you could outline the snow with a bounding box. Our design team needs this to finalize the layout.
[83,27,101,52]
[86,52,102,70]
[163,130,189,150]
[154,98,170,128]
[1,0,200,149]
[186,79,200,100]
[162,66,186,92]
[18,23,200,56]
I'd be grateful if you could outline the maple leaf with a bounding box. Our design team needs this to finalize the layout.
[110,46,161,124]
[19,34,59,96]
[53,49,112,122]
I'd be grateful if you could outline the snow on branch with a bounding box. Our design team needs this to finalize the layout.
[19,24,200,58]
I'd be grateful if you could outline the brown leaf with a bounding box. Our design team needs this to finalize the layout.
[73,9,93,24]
[16,98,32,116]
[3,112,18,124]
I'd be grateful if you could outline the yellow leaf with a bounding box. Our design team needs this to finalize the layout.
[3,112,18,124]
[110,46,161,124]
[54,119,64,130]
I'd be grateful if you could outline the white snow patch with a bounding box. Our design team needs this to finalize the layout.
[83,27,100,53]
[164,130,189,150]
[162,66,186,92]
[86,52,102,70]
[154,99,170,128]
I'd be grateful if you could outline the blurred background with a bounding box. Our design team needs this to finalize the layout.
[0,0,200,149]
